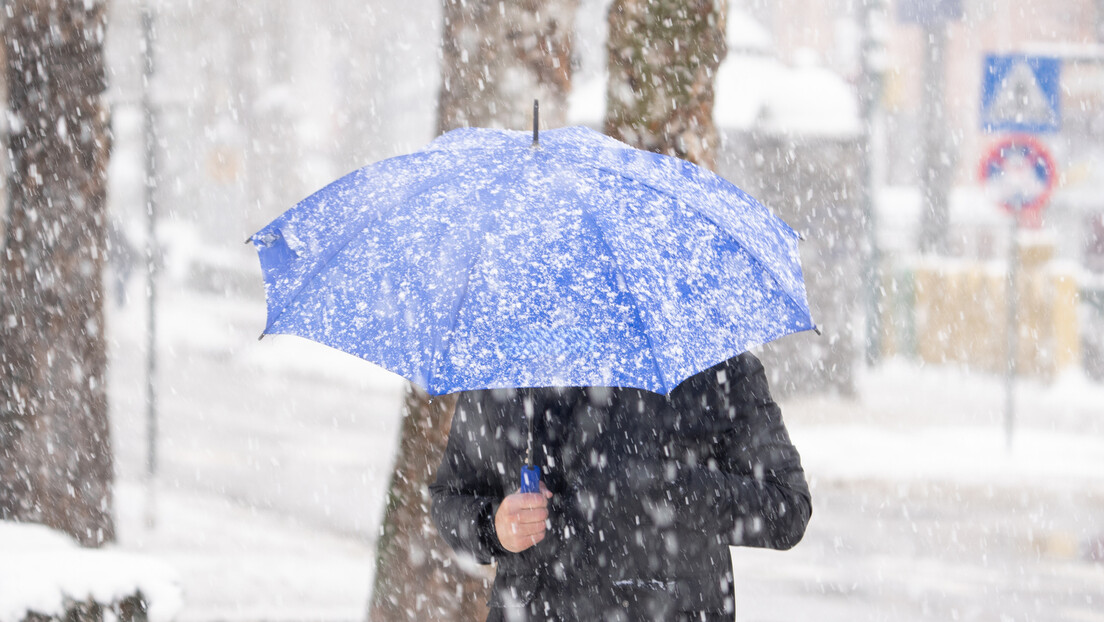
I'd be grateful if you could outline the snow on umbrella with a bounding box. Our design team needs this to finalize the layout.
[248,123,816,398]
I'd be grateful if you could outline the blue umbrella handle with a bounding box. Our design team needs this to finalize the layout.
[520,465,541,493]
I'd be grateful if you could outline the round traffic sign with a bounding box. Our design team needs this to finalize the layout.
[978,135,1057,224]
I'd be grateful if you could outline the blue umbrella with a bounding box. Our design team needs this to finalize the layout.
[249,122,816,399]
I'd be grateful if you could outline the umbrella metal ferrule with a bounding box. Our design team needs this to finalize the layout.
[532,99,539,147]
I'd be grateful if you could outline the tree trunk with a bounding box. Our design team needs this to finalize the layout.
[437,0,577,133]
[0,0,114,547]
[368,389,484,621]
[605,0,727,169]
[368,1,578,620]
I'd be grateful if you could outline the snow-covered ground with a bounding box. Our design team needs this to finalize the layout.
[101,248,1104,621]
[746,363,1104,622]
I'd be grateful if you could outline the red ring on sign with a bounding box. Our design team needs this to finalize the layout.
[978,135,1057,221]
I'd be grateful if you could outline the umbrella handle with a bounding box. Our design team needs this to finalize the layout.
[520,465,541,493]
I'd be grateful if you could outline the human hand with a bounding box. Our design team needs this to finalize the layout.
[494,482,553,553]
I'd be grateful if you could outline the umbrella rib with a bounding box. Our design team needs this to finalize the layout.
[547,140,803,308]
[423,249,478,395]
[420,160,525,394]
[261,153,472,333]
[539,133,809,319]
[576,206,672,394]
[586,160,809,326]
[262,155,518,337]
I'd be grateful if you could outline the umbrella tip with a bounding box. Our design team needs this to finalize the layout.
[245,236,253,245]
[258,332,266,341]
[532,99,539,147]
[813,325,822,336]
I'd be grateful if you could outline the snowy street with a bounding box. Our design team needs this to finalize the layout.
[106,276,1104,621]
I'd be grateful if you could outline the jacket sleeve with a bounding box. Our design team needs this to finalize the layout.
[429,391,506,565]
[673,353,812,550]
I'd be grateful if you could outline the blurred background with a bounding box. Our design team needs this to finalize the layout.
[1,0,1103,620]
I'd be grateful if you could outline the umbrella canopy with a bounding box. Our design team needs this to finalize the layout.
[249,125,815,395]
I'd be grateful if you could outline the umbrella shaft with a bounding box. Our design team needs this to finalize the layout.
[524,394,535,465]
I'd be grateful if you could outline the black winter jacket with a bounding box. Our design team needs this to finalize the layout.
[430,353,811,621]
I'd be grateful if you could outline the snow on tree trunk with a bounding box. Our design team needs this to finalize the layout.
[0,0,115,547]
[604,0,727,169]
[368,3,578,619]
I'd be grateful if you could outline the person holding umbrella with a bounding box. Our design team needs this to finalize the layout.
[431,352,810,621]
[249,122,817,620]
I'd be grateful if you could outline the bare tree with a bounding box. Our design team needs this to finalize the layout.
[368,1,577,620]
[605,0,727,169]
[0,0,114,546]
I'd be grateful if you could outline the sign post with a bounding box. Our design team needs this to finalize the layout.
[978,136,1057,449]
[1005,217,1018,449]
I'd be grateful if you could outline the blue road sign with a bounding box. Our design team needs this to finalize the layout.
[981,55,1061,133]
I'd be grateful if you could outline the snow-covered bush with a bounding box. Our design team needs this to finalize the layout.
[0,522,181,622]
